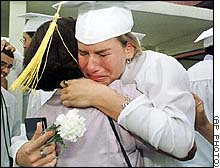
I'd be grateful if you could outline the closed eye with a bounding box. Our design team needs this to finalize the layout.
[78,50,89,56]
[99,53,110,57]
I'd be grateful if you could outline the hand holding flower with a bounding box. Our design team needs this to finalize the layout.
[16,122,57,167]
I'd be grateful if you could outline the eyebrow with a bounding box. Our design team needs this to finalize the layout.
[1,60,12,65]
[1,61,13,67]
[78,48,111,54]
[95,48,111,55]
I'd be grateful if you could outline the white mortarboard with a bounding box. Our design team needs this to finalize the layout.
[132,32,146,41]
[53,1,139,44]
[194,27,213,48]
[131,32,146,46]
[18,13,54,32]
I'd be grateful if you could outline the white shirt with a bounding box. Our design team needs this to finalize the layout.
[26,89,56,117]
[187,58,213,122]
[119,50,195,161]
[1,87,21,167]
[182,57,213,167]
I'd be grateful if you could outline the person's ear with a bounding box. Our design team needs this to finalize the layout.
[125,42,135,60]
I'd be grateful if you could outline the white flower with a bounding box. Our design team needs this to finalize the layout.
[54,109,86,142]
[46,109,86,149]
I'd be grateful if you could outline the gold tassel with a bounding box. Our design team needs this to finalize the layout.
[9,3,62,92]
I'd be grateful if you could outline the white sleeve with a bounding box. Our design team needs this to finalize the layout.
[118,56,195,158]
[11,96,22,137]
[13,50,24,76]
[10,124,28,167]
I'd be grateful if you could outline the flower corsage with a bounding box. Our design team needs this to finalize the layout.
[46,109,86,150]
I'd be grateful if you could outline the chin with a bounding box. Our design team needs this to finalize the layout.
[102,80,112,86]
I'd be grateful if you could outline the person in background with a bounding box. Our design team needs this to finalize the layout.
[1,47,14,89]
[1,38,12,90]
[18,13,55,118]
[18,13,54,55]
[190,27,213,143]
[1,47,21,166]
[188,27,213,124]
[1,37,23,81]
[1,13,55,118]
[177,27,213,167]
[55,1,196,165]
[2,13,53,75]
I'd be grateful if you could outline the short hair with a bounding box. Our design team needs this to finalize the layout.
[1,47,14,59]
[117,32,143,58]
[26,32,35,38]
[24,17,84,91]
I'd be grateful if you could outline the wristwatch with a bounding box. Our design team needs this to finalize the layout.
[122,96,132,109]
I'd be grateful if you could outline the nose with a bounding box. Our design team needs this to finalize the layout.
[23,42,27,49]
[85,55,99,73]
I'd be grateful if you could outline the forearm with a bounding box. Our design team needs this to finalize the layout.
[197,122,213,144]
[93,84,125,121]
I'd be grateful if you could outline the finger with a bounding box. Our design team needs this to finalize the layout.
[22,142,55,164]
[38,143,55,159]
[32,122,43,140]
[193,94,203,106]
[31,130,55,150]
[191,92,196,97]
[62,100,72,107]
[55,144,62,156]
[60,80,69,88]
[33,151,57,167]
[1,39,6,51]
[192,92,201,102]
[42,157,57,167]
[191,92,198,100]
[40,148,47,160]
[43,142,56,157]
[4,41,16,52]
[59,91,69,101]
[1,41,15,52]
[60,87,68,97]
[5,46,15,52]
[39,150,56,165]
[60,80,68,88]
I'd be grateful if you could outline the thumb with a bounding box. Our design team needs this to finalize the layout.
[32,122,43,140]
[1,39,6,51]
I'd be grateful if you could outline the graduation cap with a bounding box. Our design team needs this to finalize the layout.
[194,27,213,48]
[132,32,146,41]
[131,32,146,46]
[18,12,54,32]
[52,1,143,44]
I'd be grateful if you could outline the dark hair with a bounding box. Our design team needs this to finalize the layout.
[24,17,84,91]
[205,45,214,55]
[1,47,14,58]
[26,32,35,38]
